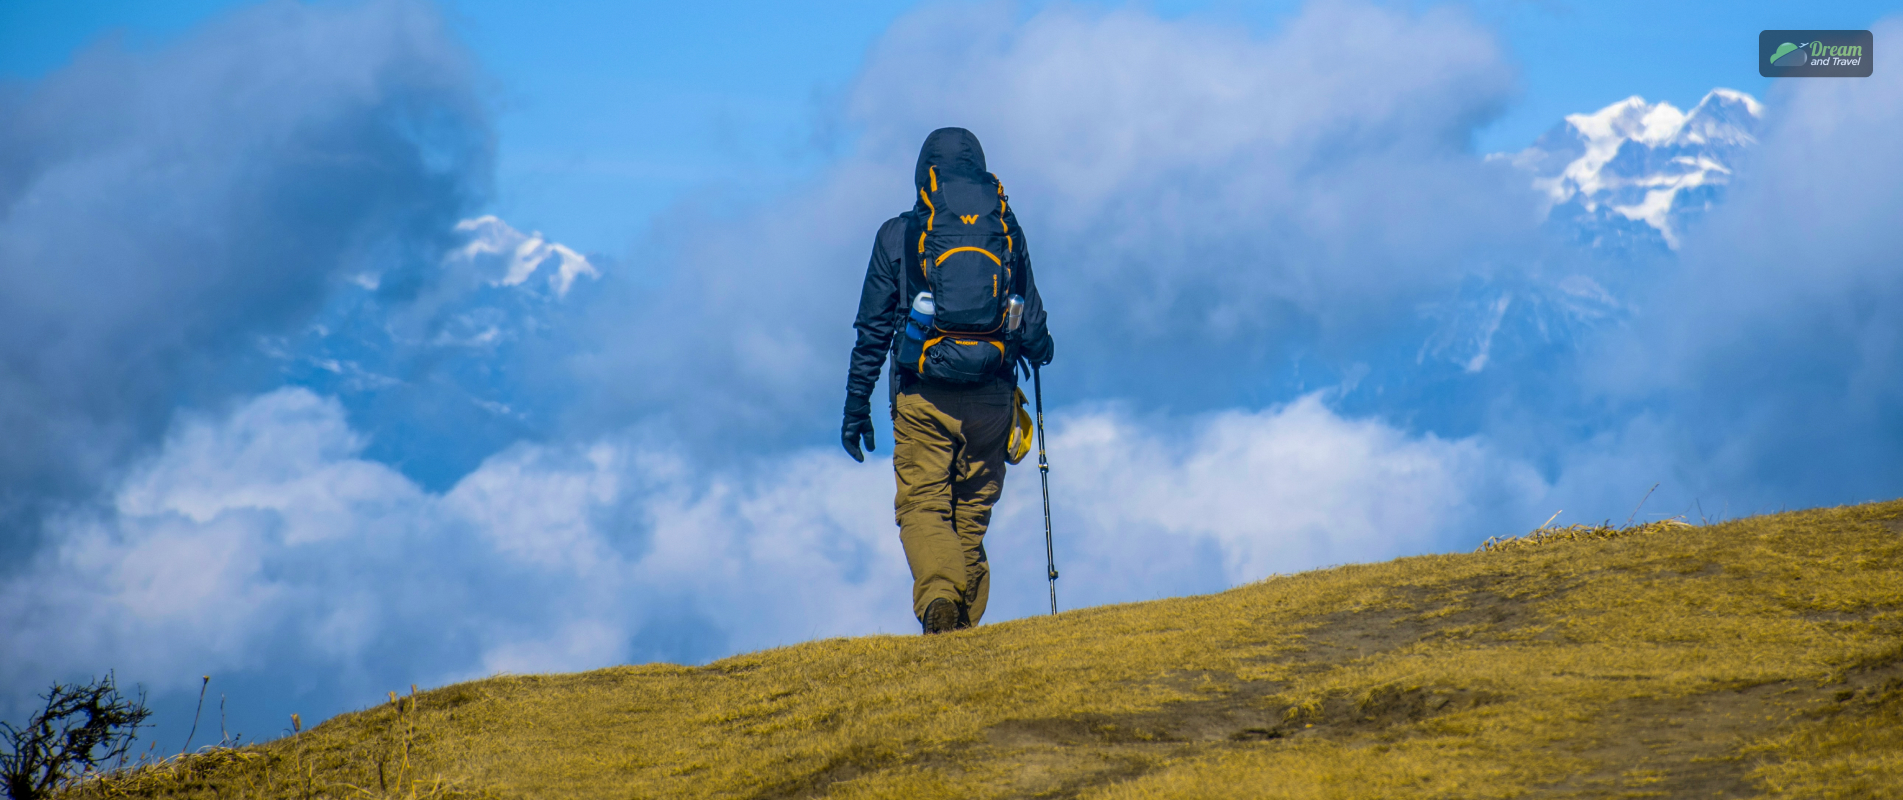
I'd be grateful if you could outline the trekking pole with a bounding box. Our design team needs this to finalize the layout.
[1033,365,1058,615]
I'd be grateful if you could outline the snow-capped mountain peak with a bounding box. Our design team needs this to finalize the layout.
[1569,95,1685,147]
[1678,88,1763,146]
[1499,88,1762,250]
[452,215,599,297]
[1424,89,1764,376]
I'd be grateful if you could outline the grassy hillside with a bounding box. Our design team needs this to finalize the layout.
[79,501,1902,799]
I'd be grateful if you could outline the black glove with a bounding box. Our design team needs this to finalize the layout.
[841,396,875,462]
[1022,331,1054,368]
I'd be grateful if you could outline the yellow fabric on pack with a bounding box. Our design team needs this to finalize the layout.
[1006,388,1034,465]
[935,246,1001,266]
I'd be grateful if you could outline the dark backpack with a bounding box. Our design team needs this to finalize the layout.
[895,165,1017,383]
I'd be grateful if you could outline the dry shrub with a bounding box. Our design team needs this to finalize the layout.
[1478,518,1695,553]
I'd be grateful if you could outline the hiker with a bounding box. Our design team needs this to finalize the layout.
[840,127,1055,635]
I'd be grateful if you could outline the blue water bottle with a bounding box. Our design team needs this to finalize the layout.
[907,292,935,340]
[897,291,933,369]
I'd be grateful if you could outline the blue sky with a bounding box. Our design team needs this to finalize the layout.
[3,0,1902,759]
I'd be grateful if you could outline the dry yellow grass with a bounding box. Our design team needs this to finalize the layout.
[71,500,1903,799]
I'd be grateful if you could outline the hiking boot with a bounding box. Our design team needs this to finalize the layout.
[922,598,960,634]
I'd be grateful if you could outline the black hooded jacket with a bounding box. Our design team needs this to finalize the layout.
[843,128,1053,419]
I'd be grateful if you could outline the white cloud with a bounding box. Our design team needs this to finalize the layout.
[0,389,908,721]
[4,381,1542,727]
[445,442,622,572]
[114,389,422,546]
[1,390,430,696]
[990,394,1541,609]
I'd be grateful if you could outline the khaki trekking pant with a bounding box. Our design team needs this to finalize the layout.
[892,380,1012,625]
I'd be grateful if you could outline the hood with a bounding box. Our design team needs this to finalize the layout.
[914,127,988,189]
